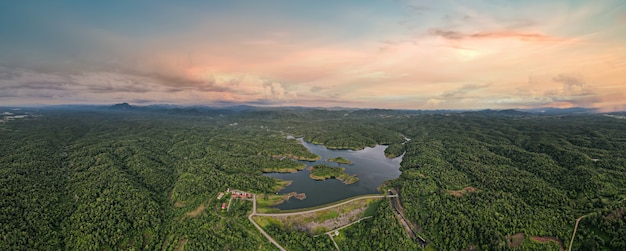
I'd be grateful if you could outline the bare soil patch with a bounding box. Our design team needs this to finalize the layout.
[448,186,479,197]
[508,233,525,248]
[177,239,187,251]
[263,198,374,234]
[531,236,564,251]
[289,207,366,234]
[285,192,307,200]
[186,204,205,218]
[174,201,185,208]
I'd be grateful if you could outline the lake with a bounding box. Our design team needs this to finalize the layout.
[263,137,403,210]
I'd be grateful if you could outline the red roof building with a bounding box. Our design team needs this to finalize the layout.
[221,203,226,210]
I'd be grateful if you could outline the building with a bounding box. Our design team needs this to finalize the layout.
[221,203,226,210]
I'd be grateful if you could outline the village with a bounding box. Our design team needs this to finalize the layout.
[217,188,253,211]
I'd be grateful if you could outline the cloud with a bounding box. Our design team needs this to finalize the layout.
[263,82,287,99]
[407,4,428,14]
[310,86,324,93]
[1,1,624,111]
[418,83,492,109]
[440,83,490,98]
[430,29,563,42]
[551,74,594,96]
[543,74,598,108]
[0,68,21,80]
[425,98,443,106]
[0,65,311,106]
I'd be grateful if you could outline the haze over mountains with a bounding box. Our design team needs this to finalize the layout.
[15,102,612,115]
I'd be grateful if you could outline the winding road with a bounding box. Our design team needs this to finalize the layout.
[567,216,585,251]
[247,194,286,251]
[567,197,626,251]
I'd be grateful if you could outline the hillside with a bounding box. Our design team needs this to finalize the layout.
[1,107,625,250]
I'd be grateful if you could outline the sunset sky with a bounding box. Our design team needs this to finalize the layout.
[1,1,625,111]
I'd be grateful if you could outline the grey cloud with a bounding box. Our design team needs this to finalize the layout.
[430,29,560,41]
[136,72,231,93]
[431,29,465,40]
[0,69,21,80]
[0,81,77,91]
[440,83,490,98]
[546,74,597,107]
[310,86,323,93]
[0,86,74,99]
[0,91,18,98]
[86,84,152,94]
[408,4,428,14]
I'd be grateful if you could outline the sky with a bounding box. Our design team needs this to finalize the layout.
[1,1,625,111]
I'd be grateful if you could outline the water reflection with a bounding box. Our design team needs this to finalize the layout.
[264,138,403,210]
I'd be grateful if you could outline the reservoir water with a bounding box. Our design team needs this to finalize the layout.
[264,138,403,210]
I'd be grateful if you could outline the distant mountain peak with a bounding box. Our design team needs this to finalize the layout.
[110,102,133,110]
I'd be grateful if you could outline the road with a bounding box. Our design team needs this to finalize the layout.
[245,192,396,251]
[246,194,287,251]
[388,190,427,247]
[567,216,584,251]
[256,195,394,217]
[321,216,373,236]
[328,233,340,251]
[319,213,374,251]
[567,197,625,251]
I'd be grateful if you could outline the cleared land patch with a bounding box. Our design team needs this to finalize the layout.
[448,186,479,197]
[186,204,206,218]
[507,233,524,248]
[531,236,564,251]
[254,198,381,235]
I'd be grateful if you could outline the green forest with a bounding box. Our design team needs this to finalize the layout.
[326,156,352,165]
[1,106,625,250]
[308,164,359,184]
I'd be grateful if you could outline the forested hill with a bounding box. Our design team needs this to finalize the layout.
[1,106,625,250]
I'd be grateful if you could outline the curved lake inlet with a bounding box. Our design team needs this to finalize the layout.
[264,138,403,210]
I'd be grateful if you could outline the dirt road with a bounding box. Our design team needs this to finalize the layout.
[247,194,286,251]
[568,197,626,251]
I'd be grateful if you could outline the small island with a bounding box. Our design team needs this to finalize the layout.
[308,164,359,184]
[326,156,353,164]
